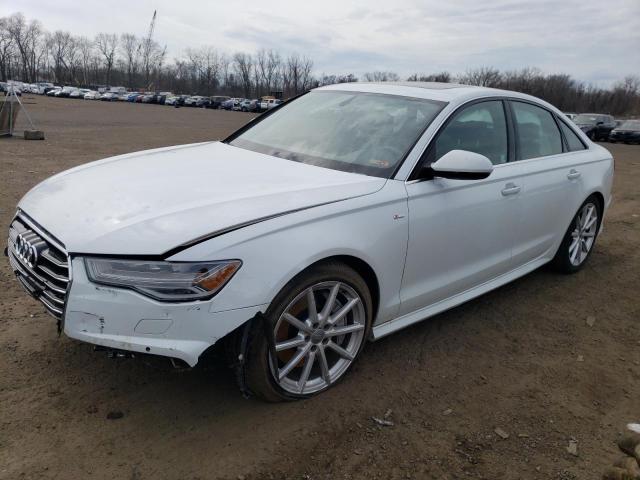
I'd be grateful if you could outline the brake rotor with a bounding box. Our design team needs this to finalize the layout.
[275,298,307,365]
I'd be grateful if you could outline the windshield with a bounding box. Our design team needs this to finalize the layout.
[229,90,446,178]
[619,120,640,130]
[573,114,600,124]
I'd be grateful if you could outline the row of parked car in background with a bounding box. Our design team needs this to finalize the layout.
[2,80,639,143]
[563,112,640,144]
[1,80,284,114]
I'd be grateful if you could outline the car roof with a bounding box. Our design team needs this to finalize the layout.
[316,81,555,108]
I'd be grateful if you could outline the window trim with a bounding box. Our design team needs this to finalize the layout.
[551,113,567,153]
[408,97,512,181]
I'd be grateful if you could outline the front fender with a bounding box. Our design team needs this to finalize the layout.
[169,180,409,326]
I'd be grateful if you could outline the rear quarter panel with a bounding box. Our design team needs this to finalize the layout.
[542,142,613,258]
[587,143,615,214]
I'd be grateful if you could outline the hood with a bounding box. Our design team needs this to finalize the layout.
[18,142,385,255]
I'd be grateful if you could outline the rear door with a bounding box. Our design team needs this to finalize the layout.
[400,99,523,314]
[507,100,588,266]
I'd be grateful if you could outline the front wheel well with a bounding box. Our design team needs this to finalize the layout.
[210,254,381,367]
[306,255,380,323]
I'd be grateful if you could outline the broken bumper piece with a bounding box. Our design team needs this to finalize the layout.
[63,258,266,366]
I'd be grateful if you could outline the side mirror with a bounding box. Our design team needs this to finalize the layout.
[430,150,494,180]
[596,121,604,125]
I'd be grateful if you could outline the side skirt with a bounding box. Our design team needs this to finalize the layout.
[371,256,549,340]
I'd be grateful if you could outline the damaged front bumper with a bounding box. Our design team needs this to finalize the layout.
[62,258,266,366]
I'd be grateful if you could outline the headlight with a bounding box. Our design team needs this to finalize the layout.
[84,258,241,301]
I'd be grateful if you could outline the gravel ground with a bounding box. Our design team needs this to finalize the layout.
[1,95,639,480]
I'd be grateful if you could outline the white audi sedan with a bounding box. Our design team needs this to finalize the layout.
[7,82,613,401]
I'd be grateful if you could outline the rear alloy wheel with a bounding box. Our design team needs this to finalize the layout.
[568,202,599,267]
[552,197,601,273]
[244,263,372,401]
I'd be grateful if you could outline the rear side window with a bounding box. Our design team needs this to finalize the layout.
[558,120,587,151]
[512,101,563,160]
[433,100,508,165]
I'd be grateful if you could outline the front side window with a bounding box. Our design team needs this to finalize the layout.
[229,91,446,178]
[512,101,563,160]
[432,100,508,165]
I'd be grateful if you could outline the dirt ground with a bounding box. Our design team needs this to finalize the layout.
[0,95,638,480]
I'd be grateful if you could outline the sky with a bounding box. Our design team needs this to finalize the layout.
[4,0,640,86]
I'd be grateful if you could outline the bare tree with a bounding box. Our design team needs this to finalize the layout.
[407,72,451,83]
[7,13,42,82]
[77,36,94,85]
[318,73,358,85]
[0,17,14,81]
[219,53,232,92]
[185,46,221,95]
[140,38,165,88]
[233,52,253,97]
[615,76,640,96]
[457,67,502,87]
[363,71,400,82]
[299,55,313,92]
[612,75,640,115]
[256,49,281,96]
[501,67,542,92]
[283,54,314,96]
[48,30,72,84]
[66,36,82,84]
[185,47,202,91]
[95,32,118,84]
[120,33,140,88]
[200,47,220,94]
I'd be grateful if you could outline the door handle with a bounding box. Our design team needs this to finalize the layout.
[567,169,581,180]
[501,183,521,196]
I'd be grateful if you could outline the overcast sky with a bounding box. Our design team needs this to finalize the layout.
[6,0,640,86]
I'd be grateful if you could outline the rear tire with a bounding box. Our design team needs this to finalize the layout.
[551,196,602,273]
[244,262,372,402]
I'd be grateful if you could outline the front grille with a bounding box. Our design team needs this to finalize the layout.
[7,213,70,318]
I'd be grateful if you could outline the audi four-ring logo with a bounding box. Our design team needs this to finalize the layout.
[14,234,40,268]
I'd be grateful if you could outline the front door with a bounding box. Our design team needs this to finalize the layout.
[400,99,522,315]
